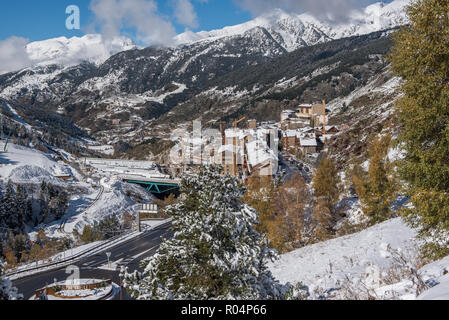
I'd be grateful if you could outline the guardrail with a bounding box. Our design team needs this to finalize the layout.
[6,219,172,280]
[59,186,105,234]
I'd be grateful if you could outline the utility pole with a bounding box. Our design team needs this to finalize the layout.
[220,121,224,144]
[233,117,246,177]
[136,210,141,233]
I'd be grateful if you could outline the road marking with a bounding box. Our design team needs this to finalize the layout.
[121,245,159,266]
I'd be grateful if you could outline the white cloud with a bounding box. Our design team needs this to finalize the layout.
[173,0,199,29]
[89,0,177,46]
[0,37,32,75]
[234,0,374,23]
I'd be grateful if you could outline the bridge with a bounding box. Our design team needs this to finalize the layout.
[120,175,181,195]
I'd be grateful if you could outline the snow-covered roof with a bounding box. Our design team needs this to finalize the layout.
[224,128,243,138]
[300,138,317,147]
[284,130,298,138]
[246,140,278,167]
[325,125,338,131]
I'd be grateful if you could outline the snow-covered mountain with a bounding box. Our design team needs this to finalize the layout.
[175,0,409,52]
[0,0,410,156]
[17,0,409,73]
[25,34,136,67]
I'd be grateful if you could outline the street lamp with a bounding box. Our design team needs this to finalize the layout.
[106,252,111,269]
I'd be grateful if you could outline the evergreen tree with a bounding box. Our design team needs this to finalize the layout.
[15,184,30,229]
[0,260,22,300]
[352,135,398,225]
[54,191,68,220]
[272,174,311,251]
[243,175,276,236]
[0,182,19,232]
[390,0,449,258]
[122,166,286,300]
[80,225,96,244]
[95,215,121,239]
[312,200,334,242]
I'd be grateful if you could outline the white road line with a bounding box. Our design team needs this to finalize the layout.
[123,245,159,265]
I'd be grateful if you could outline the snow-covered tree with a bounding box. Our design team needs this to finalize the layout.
[0,261,23,300]
[122,165,286,300]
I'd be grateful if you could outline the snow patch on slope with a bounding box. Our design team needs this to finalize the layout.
[0,144,73,183]
[26,34,136,67]
[269,218,416,287]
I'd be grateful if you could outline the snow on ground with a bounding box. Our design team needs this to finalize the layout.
[62,179,154,235]
[269,217,449,300]
[87,145,115,156]
[0,144,75,184]
[269,219,416,289]
[0,144,155,239]
[418,257,449,300]
[326,74,402,113]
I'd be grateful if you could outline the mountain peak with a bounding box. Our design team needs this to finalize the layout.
[174,0,409,51]
[25,34,136,68]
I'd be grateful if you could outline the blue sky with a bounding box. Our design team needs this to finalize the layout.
[0,0,252,42]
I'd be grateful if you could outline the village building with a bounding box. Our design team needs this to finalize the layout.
[280,109,296,122]
[247,119,257,129]
[299,137,319,154]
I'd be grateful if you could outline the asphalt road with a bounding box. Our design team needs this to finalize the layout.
[279,153,312,183]
[12,222,173,300]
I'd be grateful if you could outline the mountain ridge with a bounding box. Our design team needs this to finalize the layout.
[174,0,409,51]
[10,0,409,76]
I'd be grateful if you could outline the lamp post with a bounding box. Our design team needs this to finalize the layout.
[106,252,111,269]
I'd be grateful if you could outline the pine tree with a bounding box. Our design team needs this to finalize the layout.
[122,166,286,300]
[312,157,342,213]
[352,135,398,225]
[390,0,449,258]
[54,191,68,220]
[80,225,96,244]
[1,181,19,232]
[272,174,311,251]
[243,175,276,236]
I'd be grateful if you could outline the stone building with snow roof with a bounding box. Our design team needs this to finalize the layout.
[299,137,319,154]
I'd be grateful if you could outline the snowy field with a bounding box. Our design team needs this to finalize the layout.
[269,218,449,300]
[0,144,78,184]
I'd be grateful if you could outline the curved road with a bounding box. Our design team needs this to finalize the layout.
[13,222,173,300]
[59,186,105,234]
